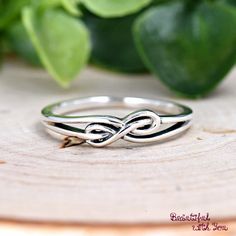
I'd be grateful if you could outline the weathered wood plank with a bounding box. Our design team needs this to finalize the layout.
[0,60,235,225]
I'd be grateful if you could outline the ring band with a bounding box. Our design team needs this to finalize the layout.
[41,96,193,147]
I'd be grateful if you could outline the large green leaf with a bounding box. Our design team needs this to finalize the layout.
[22,7,91,87]
[80,0,152,17]
[134,1,236,97]
[83,10,146,73]
[7,21,41,66]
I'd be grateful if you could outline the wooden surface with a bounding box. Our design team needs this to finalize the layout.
[0,60,236,232]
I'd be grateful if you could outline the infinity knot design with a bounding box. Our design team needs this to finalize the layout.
[42,96,193,148]
[85,110,161,147]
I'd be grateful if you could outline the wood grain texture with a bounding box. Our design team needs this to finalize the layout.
[0,60,236,228]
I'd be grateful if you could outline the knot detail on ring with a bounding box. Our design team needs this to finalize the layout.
[42,96,193,147]
[85,110,161,147]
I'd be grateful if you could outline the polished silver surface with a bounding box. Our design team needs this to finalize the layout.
[41,96,193,147]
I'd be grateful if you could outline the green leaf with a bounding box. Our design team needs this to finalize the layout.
[134,2,236,98]
[81,0,152,17]
[7,21,41,66]
[22,7,91,87]
[61,0,81,16]
[31,0,81,16]
[0,0,30,29]
[83,10,146,73]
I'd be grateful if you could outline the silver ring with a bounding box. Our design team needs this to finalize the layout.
[41,96,193,147]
